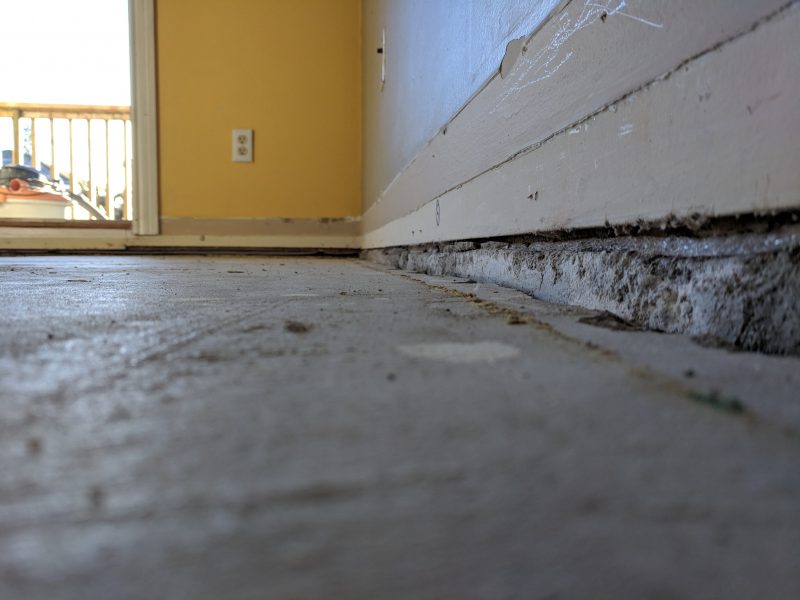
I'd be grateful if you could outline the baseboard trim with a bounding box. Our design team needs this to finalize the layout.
[363,3,800,248]
[159,216,359,238]
[362,1,800,248]
[0,217,361,250]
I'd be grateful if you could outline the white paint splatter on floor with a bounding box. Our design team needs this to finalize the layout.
[396,341,520,364]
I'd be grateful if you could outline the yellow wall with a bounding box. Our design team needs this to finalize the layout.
[156,0,361,219]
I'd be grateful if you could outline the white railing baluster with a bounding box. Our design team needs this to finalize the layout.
[1,103,132,221]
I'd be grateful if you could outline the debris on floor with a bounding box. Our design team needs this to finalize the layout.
[0,255,798,600]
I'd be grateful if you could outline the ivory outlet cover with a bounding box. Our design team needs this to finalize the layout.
[232,129,253,162]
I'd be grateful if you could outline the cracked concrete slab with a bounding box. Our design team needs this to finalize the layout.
[364,227,800,355]
[0,256,799,599]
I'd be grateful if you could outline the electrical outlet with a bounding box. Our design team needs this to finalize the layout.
[232,129,253,162]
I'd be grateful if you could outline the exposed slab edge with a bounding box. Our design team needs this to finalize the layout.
[362,228,800,355]
[362,2,800,247]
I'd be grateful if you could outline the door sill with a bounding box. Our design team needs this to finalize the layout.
[0,219,132,230]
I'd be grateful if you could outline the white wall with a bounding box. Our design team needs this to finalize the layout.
[362,0,561,211]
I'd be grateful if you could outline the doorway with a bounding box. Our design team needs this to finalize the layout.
[0,0,157,234]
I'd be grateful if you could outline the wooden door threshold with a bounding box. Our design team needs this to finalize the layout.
[0,219,132,230]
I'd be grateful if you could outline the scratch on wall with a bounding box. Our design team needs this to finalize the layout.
[618,123,635,137]
[493,0,663,114]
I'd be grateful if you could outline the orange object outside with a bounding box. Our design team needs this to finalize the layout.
[0,179,70,205]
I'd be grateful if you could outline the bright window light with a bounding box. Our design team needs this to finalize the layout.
[0,0,130,106]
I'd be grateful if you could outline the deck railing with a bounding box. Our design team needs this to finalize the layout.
[0,102,132,220]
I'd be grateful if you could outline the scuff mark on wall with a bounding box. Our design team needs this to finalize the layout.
[607,2,664,29]
[493,0,664,114]
[618,123,635,137]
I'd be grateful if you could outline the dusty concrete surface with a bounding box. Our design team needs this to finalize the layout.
[364,228,800,355]
[1,256,799,600]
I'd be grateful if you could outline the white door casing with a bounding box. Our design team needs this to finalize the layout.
[129,0,159,235]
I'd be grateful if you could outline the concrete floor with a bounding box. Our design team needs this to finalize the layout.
[1,256,799,600]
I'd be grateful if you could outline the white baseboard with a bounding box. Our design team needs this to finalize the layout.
[0,217,361,250]
[363,2,800,248]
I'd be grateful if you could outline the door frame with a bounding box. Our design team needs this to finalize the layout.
[129,0,159,235]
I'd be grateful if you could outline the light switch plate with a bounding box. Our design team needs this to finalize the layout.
[232,129,253,162]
